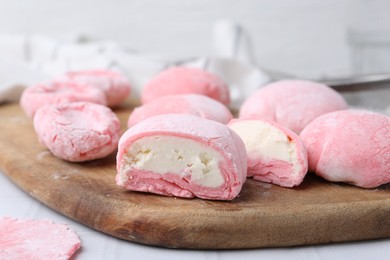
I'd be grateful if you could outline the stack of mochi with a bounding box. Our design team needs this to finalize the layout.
[20,70,131,162]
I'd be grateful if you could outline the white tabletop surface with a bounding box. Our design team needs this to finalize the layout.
[0,170,389,260]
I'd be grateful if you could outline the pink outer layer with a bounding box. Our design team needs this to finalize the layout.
[128,94,233,127]
[228,118,308,187]
[239,80,348,134]
[116,114,247,200]
[20,80,107,118]
[0,217,80,260]
[141,67,230,105]
[300,109,390,188]
[63,70,131,107]
[34,102,121,162]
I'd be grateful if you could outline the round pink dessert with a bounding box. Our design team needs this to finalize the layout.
[63,70,131,107]
[128,94,233,127]
[20,80,107,118]
[141,67,230,105]
[0,217,80,260]
[117,114,247,200]
[300,109,390,188]
[239,80,348,134]
[229,118,308,187]
[34,102,121,162]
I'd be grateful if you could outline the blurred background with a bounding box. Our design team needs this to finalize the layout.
[0,0,389,80]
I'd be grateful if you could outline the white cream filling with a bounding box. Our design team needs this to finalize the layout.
[119,135,224,187]
[229,121,301,174]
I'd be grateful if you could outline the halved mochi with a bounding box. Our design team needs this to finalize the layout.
[127,94,232,127]
[34,102,121,162]
[0,217,80,260]
[116,114,247,200]
[228,118,308,187]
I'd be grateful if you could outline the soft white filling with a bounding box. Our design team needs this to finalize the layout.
[229,121,301,174]
[120,135,224,187]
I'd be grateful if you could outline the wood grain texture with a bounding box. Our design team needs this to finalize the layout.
[0,103,389,249]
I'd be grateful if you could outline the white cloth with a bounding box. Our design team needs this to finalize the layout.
[0,21,271,110]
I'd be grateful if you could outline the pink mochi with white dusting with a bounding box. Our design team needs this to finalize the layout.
[239,80,348,134]
[20,80,107,118]
[0,217,80,260]
[128,94,233,127]
[34,102,121,162]
[300,109,390,188]
[63,70,131,107]
[117,114,247,200]
[229,118,308,187]
[141,67,230,105]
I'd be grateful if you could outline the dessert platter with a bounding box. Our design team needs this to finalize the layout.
[1,102,389,249]
[0,68,389,250]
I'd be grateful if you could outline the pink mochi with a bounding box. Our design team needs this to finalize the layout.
[34,102,121,162]
[239,80,348,134]
[20,80,106,118]
[141,67,230,105]
[300,109,390,188]
[116,114,247,200]
[229,118,308,187]
[63,70,131,107]
[128,94,233,127]
[0,217,80,260]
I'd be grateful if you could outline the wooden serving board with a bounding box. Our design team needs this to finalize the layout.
[0,103,389,249]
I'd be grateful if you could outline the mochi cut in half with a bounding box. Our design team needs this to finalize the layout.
[228,118,308,187]
[116,114,247,200]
